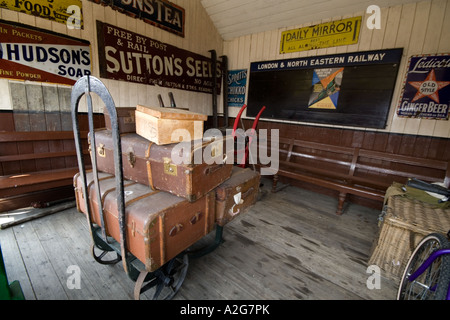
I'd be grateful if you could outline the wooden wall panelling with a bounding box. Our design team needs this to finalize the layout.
[26,84,46,131]
[425,0,449,138]
[11,82,30,132]
[0,111,15,131]
[222,0,450,139]
[55,85,74,168]
[43,85,62,131]
[25,84,51,172]
[33,137,52,172]
[1,0,224,118]
[0,79,11,111]
[0,142,20,175]
[57,86,73,131]
[17,139,36,173]
[48,137,66,170]
[388,2,416,135]
[63,139,78,168]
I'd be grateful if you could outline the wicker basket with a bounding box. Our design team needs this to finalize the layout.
[368,195,450,281]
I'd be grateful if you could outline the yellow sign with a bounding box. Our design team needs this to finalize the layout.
[280,17,362,54]
[1,0,83,28]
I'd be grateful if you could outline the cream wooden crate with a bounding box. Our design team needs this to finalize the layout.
[135,105,207,145]
[369,196,450,281]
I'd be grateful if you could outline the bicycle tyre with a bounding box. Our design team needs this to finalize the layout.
[397,233,450,300]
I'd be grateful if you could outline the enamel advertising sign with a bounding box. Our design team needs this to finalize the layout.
[88,0,185,37]
[280,17,361,54]
[397,54,450,120]
[228,69,247,107]
[0,20,92,85]
[0,0,83,27]
[97,21,220,94]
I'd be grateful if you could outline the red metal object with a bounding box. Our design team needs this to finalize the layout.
[232,104,266,168]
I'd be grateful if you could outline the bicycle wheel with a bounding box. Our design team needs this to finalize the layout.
[397,233,450,300]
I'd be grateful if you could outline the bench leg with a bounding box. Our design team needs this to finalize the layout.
[272,175,278,193]
[337,192,346,215]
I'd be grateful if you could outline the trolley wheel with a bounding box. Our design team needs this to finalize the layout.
[91,244,121,265]
[397,233,450,300]
[134,252,189,300]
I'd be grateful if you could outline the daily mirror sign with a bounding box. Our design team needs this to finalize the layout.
[0,20,91,85]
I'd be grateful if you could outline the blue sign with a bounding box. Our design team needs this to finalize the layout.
[228,69,247,107]
[397,55,450,120]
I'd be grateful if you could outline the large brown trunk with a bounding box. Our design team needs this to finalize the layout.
[215,167,260,227]
[91,129,233,201]
[74,171,215,272]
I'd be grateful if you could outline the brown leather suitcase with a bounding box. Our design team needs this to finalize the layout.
[215,167,261,227]
[74,171,215,272]
[91,129,233,201]
[104,107,136,133]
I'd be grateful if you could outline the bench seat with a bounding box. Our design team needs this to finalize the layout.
[265,137,450,215]
[0,131,90,211]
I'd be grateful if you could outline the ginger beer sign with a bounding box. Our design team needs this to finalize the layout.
[397,54,450,120]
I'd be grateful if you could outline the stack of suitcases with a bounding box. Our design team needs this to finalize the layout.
[74,104,261,272]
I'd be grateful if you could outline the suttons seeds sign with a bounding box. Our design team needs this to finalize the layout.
[97,21,220,94]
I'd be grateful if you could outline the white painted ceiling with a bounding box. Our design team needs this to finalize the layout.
[200,0,422,40]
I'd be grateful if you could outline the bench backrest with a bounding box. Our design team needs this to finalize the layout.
[0,131,90,176]
[275,137,450,189]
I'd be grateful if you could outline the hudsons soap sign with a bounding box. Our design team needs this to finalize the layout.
[0,20,91,85]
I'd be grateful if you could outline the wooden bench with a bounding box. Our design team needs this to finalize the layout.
[267,137,450,215]
[0,131,90,212]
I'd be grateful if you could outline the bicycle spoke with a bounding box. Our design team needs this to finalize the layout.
[398,233,450,300]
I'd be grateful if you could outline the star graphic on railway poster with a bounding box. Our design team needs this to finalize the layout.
[408,69,450,103]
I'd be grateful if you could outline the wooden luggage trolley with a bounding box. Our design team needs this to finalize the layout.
[71,76,260,300]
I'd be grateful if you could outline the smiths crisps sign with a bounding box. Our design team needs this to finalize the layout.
[280,17,362,54]
[0,0,83,27]
[0,20,91,85]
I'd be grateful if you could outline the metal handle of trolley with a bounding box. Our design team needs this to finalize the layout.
[71,76,220,300]
[397,179,450,300]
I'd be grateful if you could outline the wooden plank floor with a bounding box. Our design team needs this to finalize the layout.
[0,179,398,300]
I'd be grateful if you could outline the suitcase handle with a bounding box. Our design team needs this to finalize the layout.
[241,187,255,200]
[228,187,256,216]
[169,224,183,237]
[204,155,228,175]
[190,212,202,225]
[127,151,136,168]
[97,144,106,157]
